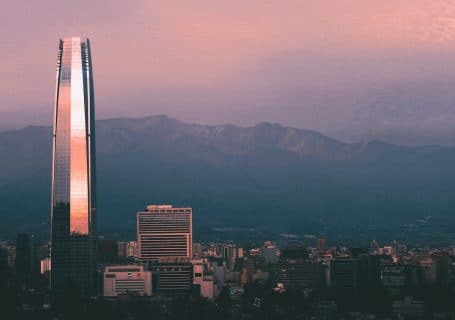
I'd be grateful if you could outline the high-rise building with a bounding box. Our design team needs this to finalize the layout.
[433,252,449,283]
[15,233,40,278]
[118,241,138,258]
[0,241,16,270]
[382,265,406,296]
[216,244,243,269]
[330,258,357,290]
[50,37,97,296]
[356,254,381,290]
[316,238,326,252]
[272,258,324,289]
[263,241,280,264]
[97,239,119,264]
[137,205,192,261]
[420,258,437,283]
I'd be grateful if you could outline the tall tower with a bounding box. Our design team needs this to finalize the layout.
[50,37,97,296]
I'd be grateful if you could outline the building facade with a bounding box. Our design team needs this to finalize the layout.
[41,258,52,278]
[103,265,152,297]
[149,261,193,295]
[137,205,192,261]
[15,233,40,278]
[330,258,357,290]
[50,37,97,296]
[272,258,324,289]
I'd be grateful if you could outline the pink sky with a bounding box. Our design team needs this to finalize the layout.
[1,1,455,144]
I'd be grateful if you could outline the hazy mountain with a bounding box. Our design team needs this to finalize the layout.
[1,115,455,236]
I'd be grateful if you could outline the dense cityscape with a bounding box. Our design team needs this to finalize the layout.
[2,217,455,319]
[3,3,455,318]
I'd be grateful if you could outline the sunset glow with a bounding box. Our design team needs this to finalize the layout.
[2,1,455,144]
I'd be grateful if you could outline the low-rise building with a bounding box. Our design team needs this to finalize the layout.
[103,265,152,297]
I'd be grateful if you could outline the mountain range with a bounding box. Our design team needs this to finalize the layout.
[1,115,455,237]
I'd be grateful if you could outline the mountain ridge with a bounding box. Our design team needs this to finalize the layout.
[1,115,455,235]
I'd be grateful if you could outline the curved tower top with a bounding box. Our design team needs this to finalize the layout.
[51,37,97,296]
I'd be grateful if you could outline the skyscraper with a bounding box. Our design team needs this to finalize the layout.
[50,37,97,296]
[137,205,194,296]
[137,205,192,261]
[15,233,40,279]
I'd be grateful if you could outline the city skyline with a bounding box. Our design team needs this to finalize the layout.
[2,2,455,318]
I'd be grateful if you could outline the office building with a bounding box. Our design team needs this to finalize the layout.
[191,258,215,300]
[263,241,280,264]
[41,258,52,279]
[272,259,324,289]
[97,239,118,264]
[433,252,449,283]
[192,258,205,288]
[200,276,215,300]
[118,241,138,258]
[356,254,382,290]
[317,238,326,252]
[118,242,129,258]
[330,258,357,290]
[15,233,40,277]
[0,241,16,270]
[0,250,6,271]
[382,265,406,296]
[218,244,243,269]
[103,265,152,297]
[137,205,192,261]
[240,257,256,286]
[149,260,193,295]
[50,37,97,295]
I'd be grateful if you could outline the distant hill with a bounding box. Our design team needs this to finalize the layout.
[1,115,455,236]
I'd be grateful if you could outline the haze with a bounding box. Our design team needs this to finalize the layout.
[2,0,455,145]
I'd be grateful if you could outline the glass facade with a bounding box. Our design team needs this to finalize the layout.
[51,37,97,296]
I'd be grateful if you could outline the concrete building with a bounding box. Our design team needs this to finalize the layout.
[272,259,323,289]
[149,259,193,295]
[219,244,243,269]
[200,276,216,300]
[420,258,436,283]
[15,233,40,278]
[330,258,357,290]
[103,265,152,297]
[137,205,192,261]
[118,241,138,258]
[192,258,215,300]
[41,258,52,279]
[317,238,326,252]
[263,241,280,264]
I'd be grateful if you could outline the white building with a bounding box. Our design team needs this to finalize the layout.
[192,258,216,300]
[103,265,152,297]
[137,205,192,261]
